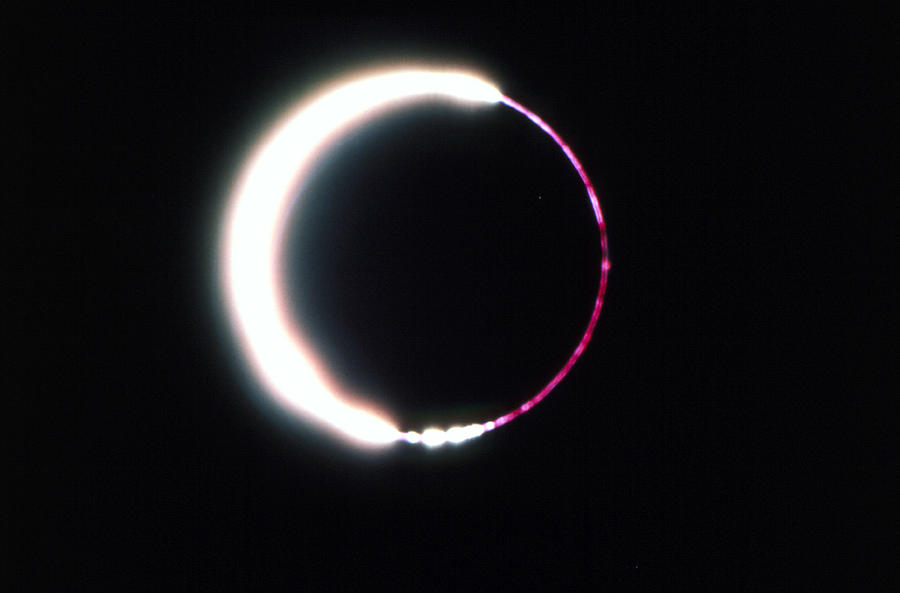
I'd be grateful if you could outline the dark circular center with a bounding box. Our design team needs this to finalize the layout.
[283,102,600,428]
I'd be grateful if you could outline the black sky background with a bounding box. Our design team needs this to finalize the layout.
[13,3,895,592]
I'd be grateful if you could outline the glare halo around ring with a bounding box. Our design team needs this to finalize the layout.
[221,67,609,448]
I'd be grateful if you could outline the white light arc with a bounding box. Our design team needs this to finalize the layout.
[221,68,608,448]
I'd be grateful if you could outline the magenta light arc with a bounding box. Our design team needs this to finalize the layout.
[410,96,611,442]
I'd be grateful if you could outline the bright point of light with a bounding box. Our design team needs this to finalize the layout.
[447,424,486,443]
[220,66,609,449]
[421,428,448,448]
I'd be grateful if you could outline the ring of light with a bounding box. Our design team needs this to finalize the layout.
[221,68,609,448]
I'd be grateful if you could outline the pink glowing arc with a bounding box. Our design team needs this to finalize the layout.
[411,96,610,442]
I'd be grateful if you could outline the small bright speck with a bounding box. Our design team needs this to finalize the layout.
[421,428,448,447]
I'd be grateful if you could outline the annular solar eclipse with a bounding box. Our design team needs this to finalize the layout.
[221,67,610,448]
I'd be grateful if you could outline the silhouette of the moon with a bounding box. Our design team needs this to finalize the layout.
[220,67,609,447]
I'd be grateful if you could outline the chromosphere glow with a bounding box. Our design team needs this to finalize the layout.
[221,67,609,448]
